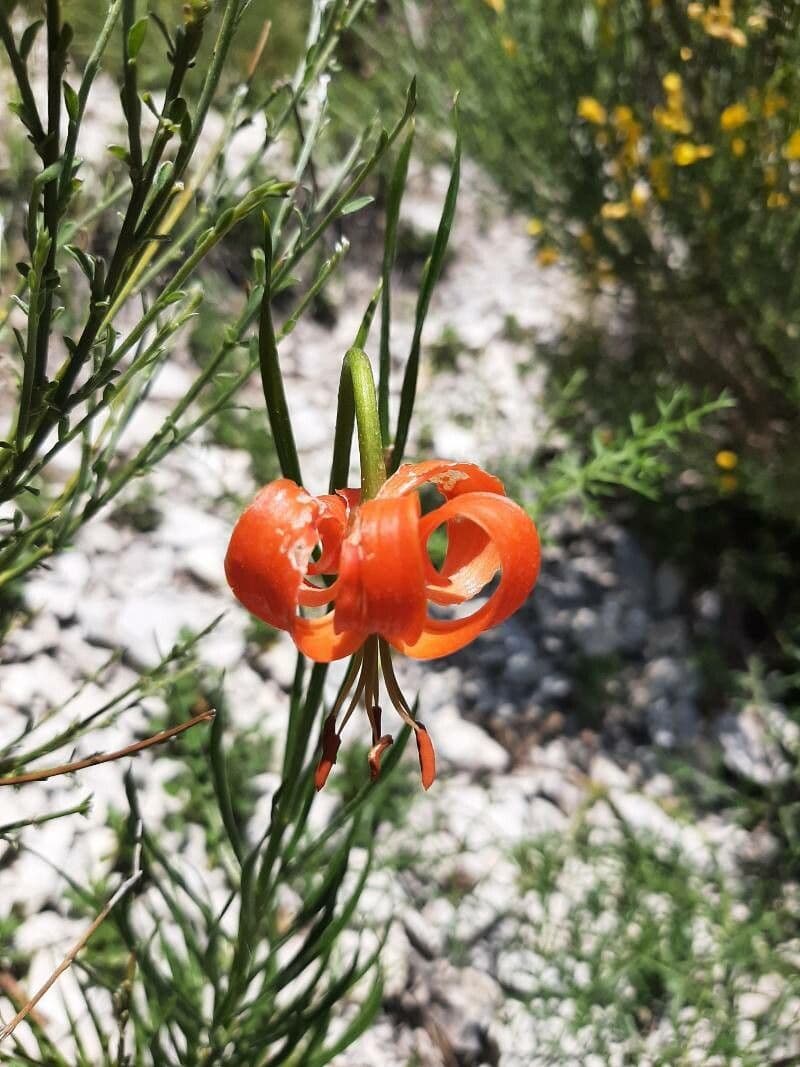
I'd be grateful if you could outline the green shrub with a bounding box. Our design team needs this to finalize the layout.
[374,0,800,523]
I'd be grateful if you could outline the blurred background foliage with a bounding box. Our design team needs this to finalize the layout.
[345,0,800,678]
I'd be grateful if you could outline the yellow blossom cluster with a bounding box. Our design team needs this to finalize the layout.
[612,105,643,168]
[653,72,692,134]
[720,103,748,131]
[575,97,652,220]
[687,0,747,47]
[577,96,607,125]
[673,141,714,166]
[600,202,629,220]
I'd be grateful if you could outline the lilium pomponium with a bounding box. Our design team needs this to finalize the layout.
[225,460,540,790]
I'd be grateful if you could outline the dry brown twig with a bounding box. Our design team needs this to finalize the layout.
[0,819,144,1042]
[0,710,215,787]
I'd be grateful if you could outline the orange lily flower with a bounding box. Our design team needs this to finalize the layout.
[225,460,540,790]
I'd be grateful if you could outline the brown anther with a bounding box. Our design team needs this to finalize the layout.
[314,712,341,791]
[367,734,394,781]
[414,723,436,790]
[365,703,383,745]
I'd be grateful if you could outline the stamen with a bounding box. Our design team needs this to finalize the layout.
[314,712,341,790]
[336,666,368,735]
[365,702,383,745]
[414,723,436,791]
[368,734,394,780]
[379,638,437,789]
[313,649,363,791]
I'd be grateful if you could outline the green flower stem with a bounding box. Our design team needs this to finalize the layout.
[330,348,386,500]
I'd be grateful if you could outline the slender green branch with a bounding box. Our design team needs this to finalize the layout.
[258,216,302,484]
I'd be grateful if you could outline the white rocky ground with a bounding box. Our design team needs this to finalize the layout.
[2,127,799,1065]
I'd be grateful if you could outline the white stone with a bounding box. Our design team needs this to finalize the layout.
[432,704,510,774]
[717,705,793,787]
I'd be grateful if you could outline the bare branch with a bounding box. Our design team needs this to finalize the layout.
[0,711,215,787]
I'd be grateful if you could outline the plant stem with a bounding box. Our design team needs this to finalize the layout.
[330,348,386,499]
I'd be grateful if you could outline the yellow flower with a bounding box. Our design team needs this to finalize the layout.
[747,12,766,30]
[601,201,630,220]
[653,106,692,134]
[767,191,790,208]
[501,34,518,57]
[720,103,748,130]
[536,246,560,267]
[526,218,544,237]
[578,96,607,125]
[731,137,746,157]
[673,142,714,166]
[483,0,505,11]
[696,0,747,46]
[662,72,682,94]
[680,46,693,60]
[715,450,738,471]
[612,105,635,129]
[783,131,800,160]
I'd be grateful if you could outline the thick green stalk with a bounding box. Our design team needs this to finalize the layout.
[330,348,386,499]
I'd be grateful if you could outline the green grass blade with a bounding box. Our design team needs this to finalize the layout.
[391,112,461,470]
[379,124,415,443]
[259,214,302,485]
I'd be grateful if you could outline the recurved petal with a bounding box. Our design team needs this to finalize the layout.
[394,492,540,660]
[224,479,320,632]
[382,462,506,607]
[423,509,501,606]
[334,493,428,646]
[292,612,366,662]
[307,489,359,575]
[379,460,506,501]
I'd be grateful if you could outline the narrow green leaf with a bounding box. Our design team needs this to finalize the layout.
[379,124,415,442]
[305,971,384,1067]
[33,160,64,189]
[340,195,374,216]
[20,19,44,59]
[127,15,148,58]
[354,282,383,351]
[63,80,79,121]
[106,143,131,164]
[209,697,244,862]
[392,111,461,470]
[258,214,302,485]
